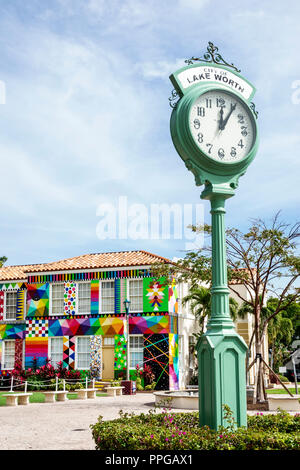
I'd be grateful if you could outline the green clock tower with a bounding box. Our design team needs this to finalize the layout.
[169,43,259,430]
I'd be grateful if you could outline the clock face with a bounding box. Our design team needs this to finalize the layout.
[189,89,256,163]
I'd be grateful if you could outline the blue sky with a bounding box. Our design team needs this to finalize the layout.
[0,0,300,266]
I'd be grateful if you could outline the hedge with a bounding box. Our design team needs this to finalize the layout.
[90,409,300,450]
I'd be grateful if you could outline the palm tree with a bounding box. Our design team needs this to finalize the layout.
[183,286,241,334]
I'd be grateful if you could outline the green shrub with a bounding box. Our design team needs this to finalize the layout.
[90,409,300,450]
[278,374,289,383]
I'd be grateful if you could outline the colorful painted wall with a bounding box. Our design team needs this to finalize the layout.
[0,272,179,389]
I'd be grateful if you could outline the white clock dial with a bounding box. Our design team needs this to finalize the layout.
[189,89,255,163]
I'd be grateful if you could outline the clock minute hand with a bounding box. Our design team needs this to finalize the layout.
[218,107,224,130]
[220,102,237,130]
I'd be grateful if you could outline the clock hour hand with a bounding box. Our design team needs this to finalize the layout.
[220,102,236,130]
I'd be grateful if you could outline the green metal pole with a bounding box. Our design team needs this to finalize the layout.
[197,188,248,430]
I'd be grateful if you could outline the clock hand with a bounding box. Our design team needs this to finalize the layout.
[220,102,237,130]
[218,107,224,130]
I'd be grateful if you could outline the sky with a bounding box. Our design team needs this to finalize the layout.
[0,0,300,266]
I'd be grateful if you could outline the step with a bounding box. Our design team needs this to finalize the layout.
[94,381,114,391]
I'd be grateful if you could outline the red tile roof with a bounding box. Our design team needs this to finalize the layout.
[0,251,171,281]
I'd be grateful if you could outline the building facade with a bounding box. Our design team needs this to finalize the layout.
[0,250,266,389]
[0,251,186,390]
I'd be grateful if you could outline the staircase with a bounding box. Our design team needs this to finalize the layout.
[94,380,114,392]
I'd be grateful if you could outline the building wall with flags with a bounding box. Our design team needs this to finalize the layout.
[0,251,191,390]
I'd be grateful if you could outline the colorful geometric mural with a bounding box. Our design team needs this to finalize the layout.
[143,278,168,313]
[0,291,4,321]
[90,335,102,378]
[26,319,49,337]
[129,315,169,335]
[114,334,127,372]
[91,280,99,315]
[114,279,128,314]
[169,333,179,390]
[63,336,75,369]
[16,290,25,321]
[15,339,23,368]
[64,282,76,315]
[27,283,49,317]
[168,280,179,314]
[144,334,169,390]
[48,317,124,337]
[0,282,26,291]
[0,323,26,340]
[25,337,48,368]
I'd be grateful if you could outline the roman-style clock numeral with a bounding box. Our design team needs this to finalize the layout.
[206,98,212,108]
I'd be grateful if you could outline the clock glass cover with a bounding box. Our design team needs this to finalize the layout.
[189,89,255,162]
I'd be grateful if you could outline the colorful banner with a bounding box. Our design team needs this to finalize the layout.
[25,337,48,368]
[114,334,127,372]
[143,334,169,390]
[64,282,76,315]
[91,280,99,315]
[27,283,49,317]
[169,333,179,390]
[16,290,25,321]
[168,281,179,314]
[143,278,168,313]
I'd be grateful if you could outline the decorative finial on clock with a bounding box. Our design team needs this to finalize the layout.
[185,42,241,74]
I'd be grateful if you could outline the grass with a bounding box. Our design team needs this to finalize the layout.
[266,387,299,395]
[0,391,107,405]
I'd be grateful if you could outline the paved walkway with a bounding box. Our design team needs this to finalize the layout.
[0,393,297,450]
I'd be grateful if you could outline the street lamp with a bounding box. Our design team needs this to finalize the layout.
[123,299,131,381]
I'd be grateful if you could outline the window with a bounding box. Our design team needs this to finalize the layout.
[101,281,115,313]
[129,335,143,369]
[103,337,114,346]
[49,337,63,367]
[189,336,195,369]
[129,280,143,312]
[3,340,15,369]
[77,337,91,369]
[52,284,64,315]
[178,335,184,370]
[5,292,17,320]
[78,282,91,314]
